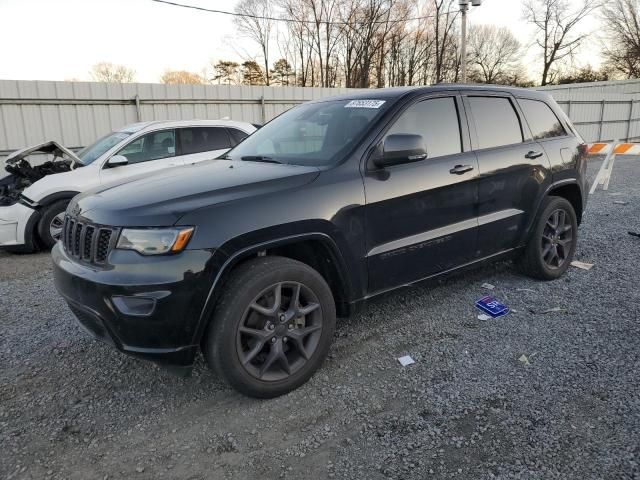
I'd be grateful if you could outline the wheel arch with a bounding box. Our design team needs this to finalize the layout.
[37,191,80,208]
[547,182,583,225]
[194,233,354,347]
[520,179,583,247]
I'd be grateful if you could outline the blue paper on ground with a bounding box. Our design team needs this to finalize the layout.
[475,295,510,318]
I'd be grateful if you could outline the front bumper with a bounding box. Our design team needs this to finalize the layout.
[0,202,38,247]
[52,242,217,370]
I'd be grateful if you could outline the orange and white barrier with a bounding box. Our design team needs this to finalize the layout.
[588,142,624,194]
[587,142,640,155]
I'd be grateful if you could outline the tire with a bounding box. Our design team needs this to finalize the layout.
[519,196,578,280]
[37,200,69,249]
[204,256,336,398]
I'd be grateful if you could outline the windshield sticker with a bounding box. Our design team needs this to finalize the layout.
[344,100,386,109]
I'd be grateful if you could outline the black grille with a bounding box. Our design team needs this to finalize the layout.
[96,229,112,263]
[62,215,117,265]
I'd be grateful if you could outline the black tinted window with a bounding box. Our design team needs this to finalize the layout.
[519,98,567,140]
[386,97,461,158]
[469,97,523,149]
[179,127,231,155]
[228,128,249,145]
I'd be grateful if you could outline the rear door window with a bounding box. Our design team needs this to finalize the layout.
[385,97,462,159]
[468,97,523,149]
[519,98,567,140]
[178,127,232,155]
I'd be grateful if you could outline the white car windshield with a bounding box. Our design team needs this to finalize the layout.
[225,99,389,167]
[76,132,132,165]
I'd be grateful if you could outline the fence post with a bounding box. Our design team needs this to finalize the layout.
[260,95,266,124]
[626,99,634,142]
[597,99,605,142]
[134,95,142,122]
[567,100,572,119]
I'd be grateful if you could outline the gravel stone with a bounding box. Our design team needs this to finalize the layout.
[0,157,639,479]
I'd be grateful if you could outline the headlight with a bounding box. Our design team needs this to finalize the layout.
[116,227,194,255]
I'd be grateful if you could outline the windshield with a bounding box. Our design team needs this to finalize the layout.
[76,131,132,165]
[226,99,390,166]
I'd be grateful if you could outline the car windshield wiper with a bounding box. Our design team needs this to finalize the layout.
[240,155,283,164]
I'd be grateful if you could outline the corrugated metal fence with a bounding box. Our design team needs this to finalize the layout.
[537,80,640,144]
[0,80,363,159]
[3,78,640,160]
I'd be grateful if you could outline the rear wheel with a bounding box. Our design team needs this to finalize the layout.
[520,196,577,280]
[204,256,336,398]
[37,200,69,249]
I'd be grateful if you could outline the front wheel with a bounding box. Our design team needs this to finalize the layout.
[204,256,336,398]
[37,200,69,249]
[519,196,578,280]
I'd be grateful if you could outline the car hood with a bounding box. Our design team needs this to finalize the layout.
[5,141,82,165]
[71,160,320,226]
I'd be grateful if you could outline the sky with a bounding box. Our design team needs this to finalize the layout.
[0,0,603,84]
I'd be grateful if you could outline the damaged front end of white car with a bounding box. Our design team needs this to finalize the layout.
[0,141,82,252]
[0,141,80,207]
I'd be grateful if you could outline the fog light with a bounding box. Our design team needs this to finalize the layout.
[111,291,170,317]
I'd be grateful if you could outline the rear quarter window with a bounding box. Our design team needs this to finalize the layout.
[179,127,231,155]
[228,128,250,146]
[519,98,567,140]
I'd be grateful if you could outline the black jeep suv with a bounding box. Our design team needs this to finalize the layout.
[53,85,588,398]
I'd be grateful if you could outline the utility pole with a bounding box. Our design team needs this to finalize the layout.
[459,0,482,83]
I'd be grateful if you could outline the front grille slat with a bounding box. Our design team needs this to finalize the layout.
[96,229,113,264]
[62,215,117,266]
[82,226,94,260]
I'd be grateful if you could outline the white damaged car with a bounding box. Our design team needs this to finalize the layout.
[0,119,256,252]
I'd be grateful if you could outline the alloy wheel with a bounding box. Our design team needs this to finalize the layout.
[541,208,573,269]
[236,281,323,382]
[49,212,65,241]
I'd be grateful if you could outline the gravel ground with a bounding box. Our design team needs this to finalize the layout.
[1,157,639,480]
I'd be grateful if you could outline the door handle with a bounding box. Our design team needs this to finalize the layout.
[449,164,474,175]
[525,150,543,159]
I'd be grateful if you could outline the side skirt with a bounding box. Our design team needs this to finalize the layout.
[347,247,522,313]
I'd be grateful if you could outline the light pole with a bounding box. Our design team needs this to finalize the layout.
[459,0,482,83]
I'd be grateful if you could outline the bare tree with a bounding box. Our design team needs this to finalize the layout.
[90,63,136,83]
[306,0,342,87]
[601,0,640,78]
[227,0,471,88]
[338,0,397,88]
[431,0,459,84]
[279,0,315,86]
[467,25,522,84]
[523,0,601,86]
[160,70,205,84]
[234,0,274,85]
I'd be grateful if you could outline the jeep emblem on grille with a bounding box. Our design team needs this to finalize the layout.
[70,203,81,217]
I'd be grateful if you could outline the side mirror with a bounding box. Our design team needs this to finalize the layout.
[374,134,427,169]
[107,155,128,167]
